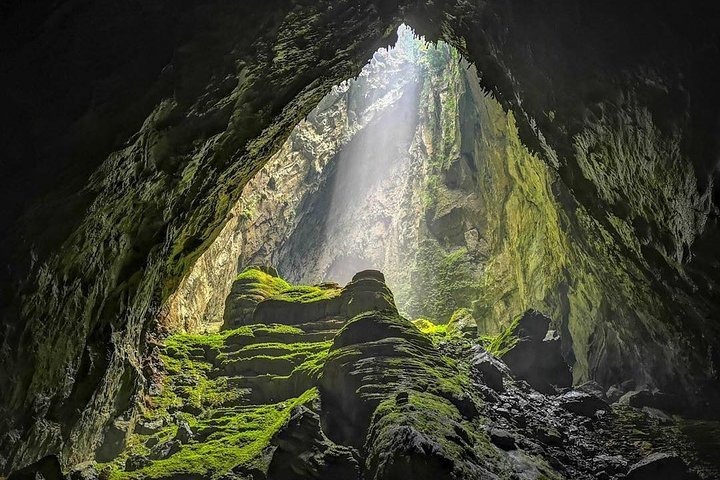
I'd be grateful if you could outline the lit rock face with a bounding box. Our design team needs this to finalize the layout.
[0,0,719,472]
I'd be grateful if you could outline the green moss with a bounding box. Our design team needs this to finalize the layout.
[269,284,341,304]
[292,345,330,380]
[105,389,319,480]
[234,267,290,298]
[412,317,444,335]
[402,240,479,322]
[97,307,334,480]
[485,315,521,357]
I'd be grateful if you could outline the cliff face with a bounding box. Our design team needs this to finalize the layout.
[1,0,719,473]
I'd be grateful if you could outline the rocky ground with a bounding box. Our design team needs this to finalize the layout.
[10,269,720,480]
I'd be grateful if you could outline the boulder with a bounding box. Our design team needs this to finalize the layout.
[576,380,609,403]
[8,456,64,480]
[626,452,699,480]
[500,311,571,394]
[619,389,680,413]
[446,308,478,337]
[557,390,609,418]
[135,417,165,435]
[606,385,625,403]
[340,270,397,318]
[470,347,507,392]
[535,425,563,447]
[222,266,289,329]
[489,428,516,451]
[150,439,182,460]
[253,283,343,326]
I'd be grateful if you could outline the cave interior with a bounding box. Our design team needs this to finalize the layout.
[1,2,720,480]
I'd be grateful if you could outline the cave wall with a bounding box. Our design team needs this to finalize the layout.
[1,0,719,472]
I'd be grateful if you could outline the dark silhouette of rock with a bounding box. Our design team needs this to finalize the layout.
[513,310,551,341]
[471,347,507,392]
[489,428,516,450]
[500,311,572,394]
[619,389,681,413]
[557,390,608,417]
[626,452,699,480]
[267,403,360,480]
[576,380,609,403]
[8,456,64,480]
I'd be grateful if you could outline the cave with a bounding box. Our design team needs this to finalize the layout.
[1,2,720,479]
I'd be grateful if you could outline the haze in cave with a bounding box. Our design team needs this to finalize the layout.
[1,4,720,480]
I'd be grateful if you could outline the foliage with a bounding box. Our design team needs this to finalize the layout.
[412,317,448,337]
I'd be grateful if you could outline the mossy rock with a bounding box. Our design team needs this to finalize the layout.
[320,309,469,449]
[222,267,291,329]
[340,270,398,318]
[334,311,433,350]
[446,307,478,337]
[365,392,497,480]
[254,284,343,326]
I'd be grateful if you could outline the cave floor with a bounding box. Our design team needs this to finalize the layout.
[87,271,720,480]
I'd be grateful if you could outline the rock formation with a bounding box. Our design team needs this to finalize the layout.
[37,269,717,479]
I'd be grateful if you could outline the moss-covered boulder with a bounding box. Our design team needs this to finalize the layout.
[446,307,478,338]
[222,266,290,329]
[254,283,343,326]
[94,269,354,479]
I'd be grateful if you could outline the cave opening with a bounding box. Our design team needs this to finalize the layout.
[167,24,559,338]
